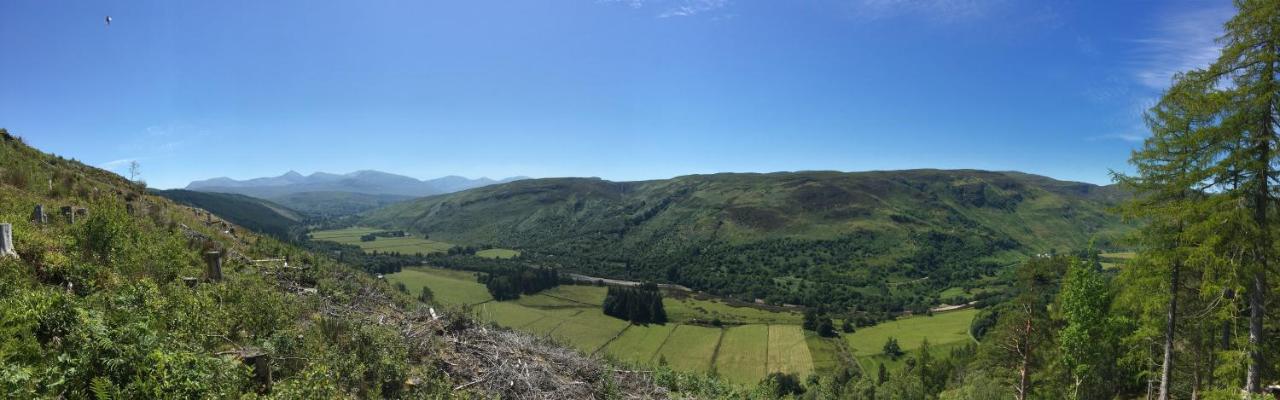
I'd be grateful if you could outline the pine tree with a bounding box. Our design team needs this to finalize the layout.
[1115,67,1217,400]
[1119,0,1280,392]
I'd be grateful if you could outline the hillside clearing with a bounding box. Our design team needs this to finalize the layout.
[312,227,453,254]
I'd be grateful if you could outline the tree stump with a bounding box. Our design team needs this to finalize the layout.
[204,251,223,282]
[0,223,16,258]
[60,206,75,224]
[236,347,272,393]
[31,205,46,224]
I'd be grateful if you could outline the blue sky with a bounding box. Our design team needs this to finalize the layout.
[0,0,1233,189]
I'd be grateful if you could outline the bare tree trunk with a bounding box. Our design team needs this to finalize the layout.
[1015,304,1033,400]
[1158,260,1180,400]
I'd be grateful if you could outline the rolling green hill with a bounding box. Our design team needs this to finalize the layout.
[152,189,304,238]
[361,170,1129,311]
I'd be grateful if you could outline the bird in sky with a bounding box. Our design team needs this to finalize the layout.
[105,16,112,27]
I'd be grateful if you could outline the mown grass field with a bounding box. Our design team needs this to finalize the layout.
[767,325,814,377]
[713,325,768,384]
[653,325,722,372]
[664,295,803,325]
[386,267,975,386]
[476,248,521,259]
[844,308,977,371]
[387,267,490,305]
[603,324,677,364]
[311,227,454,255]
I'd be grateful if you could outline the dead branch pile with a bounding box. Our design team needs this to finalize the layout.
[305,272,670,398]
[431,320,668,399]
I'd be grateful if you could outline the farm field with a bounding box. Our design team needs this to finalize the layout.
[603,323,677,364]
[386,266,969,386]
[843,308,978,371]
[861,340,972,372]
[651,325,722,372]
[311,227,454,255]
[387,267,490,305]
[767,325,814,377]
[664,295,803,325]
[712,325,768,384]
[805,332,849,375]
[476,248,521,259]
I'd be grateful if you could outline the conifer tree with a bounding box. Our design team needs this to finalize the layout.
[1115,68,1217,400]
[1120,0,1279,392]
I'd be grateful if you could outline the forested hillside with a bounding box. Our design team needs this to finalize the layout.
[152,189,305,239]
[361,170,1129,312]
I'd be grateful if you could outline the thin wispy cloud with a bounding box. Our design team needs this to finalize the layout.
[1088,93,1158,143]
[1089,132,1146,143]
[658,0,728,18]
[849,0,1004,22]
[1088,3,1232,144]
[598,0,645,9]
[120,124,207,155]
[600,0,730,18]
[98,158,140,171]
[1128,5,1231,90]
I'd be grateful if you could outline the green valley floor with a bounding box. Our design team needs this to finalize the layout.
[389,267,977,385]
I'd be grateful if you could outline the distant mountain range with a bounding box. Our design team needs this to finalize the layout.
[185,170,528,216]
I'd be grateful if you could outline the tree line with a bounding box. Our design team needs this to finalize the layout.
[1111,1,1279,395]
[478,266,561,301]
[602,283,668,324]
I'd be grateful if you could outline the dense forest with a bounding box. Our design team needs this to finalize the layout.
[478,266,561,301]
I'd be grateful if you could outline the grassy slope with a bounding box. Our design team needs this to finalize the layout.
[152,189,303,238]
[0,132,452,397]
[362,171,1129,303]
[844,309,978,370]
